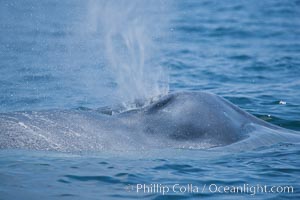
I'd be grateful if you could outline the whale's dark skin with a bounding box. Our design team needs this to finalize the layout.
[0,92,299,152]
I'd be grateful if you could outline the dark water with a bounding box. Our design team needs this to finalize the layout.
[0,145,299,200]
[0,0,300,199]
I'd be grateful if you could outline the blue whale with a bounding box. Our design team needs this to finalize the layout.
[0,92,299,152]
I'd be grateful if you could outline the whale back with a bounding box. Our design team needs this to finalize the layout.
[140,92,251,146]
[0,91,299,152]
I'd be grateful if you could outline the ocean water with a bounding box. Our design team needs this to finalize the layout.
[0,0,300,199]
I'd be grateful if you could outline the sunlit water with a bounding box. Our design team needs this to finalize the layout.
[0,0,300,199]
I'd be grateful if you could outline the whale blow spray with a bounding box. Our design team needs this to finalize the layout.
[86,0,170,105]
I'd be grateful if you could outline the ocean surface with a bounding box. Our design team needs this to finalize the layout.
[0,0,300,199]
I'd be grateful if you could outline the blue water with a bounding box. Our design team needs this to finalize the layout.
[0,0,300,199]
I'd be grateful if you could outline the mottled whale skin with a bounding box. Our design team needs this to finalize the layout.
[0,92,299,152]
